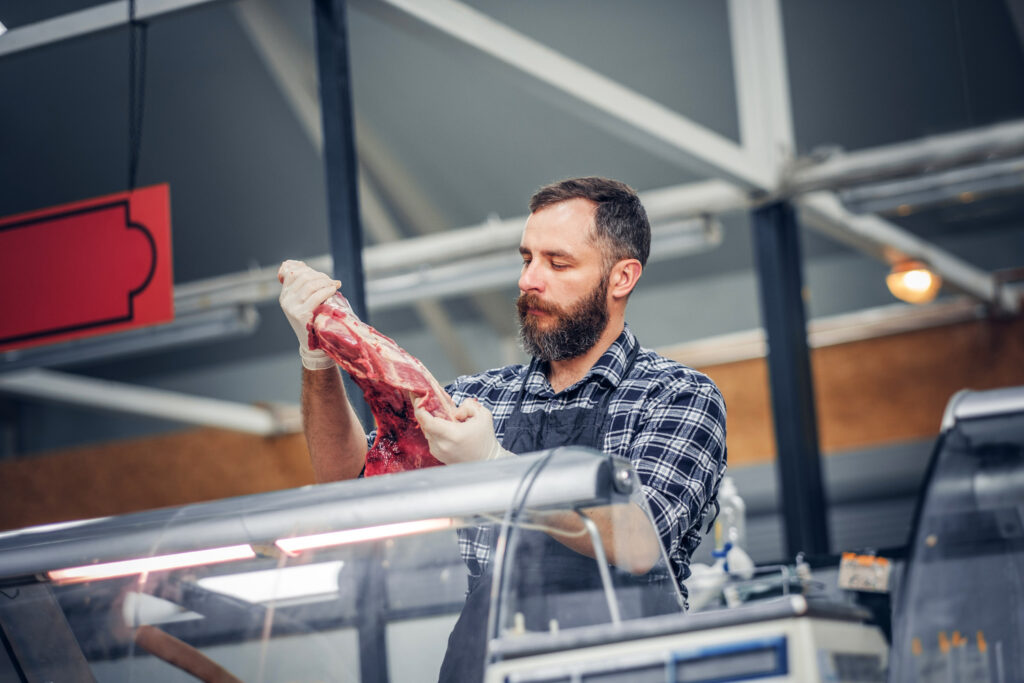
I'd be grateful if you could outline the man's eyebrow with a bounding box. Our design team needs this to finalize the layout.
[543,248,576,261]
[519,245,576,261]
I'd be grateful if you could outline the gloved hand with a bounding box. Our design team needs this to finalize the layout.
[278,259,341,371]
[413,398,514,465]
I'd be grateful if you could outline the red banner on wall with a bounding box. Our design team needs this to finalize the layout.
[0,184,174,353]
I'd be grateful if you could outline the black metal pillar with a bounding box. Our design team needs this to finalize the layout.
[313,3,384,682]
[313,0,372,419]
[751,201,830,559]
[313,0,367,321]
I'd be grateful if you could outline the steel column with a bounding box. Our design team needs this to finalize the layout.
[751,201,830,558]
[312,3,382,681]
[314,0,367,320]
[312,0,372,419]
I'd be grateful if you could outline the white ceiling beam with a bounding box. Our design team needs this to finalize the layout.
[0,0,223,58]
[798,192,1021,314]
[355,0,772,190]
[729,0,795,175]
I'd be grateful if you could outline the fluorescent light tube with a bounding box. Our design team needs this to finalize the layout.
[48,544,256,584]
[276,518,454,555]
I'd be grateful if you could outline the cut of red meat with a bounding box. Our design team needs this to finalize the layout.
[309,293,456,476]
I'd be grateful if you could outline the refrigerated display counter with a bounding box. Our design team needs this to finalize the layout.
[889,385,1024,681]
[0,446,680,682]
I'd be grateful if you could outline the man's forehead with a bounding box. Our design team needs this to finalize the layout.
[522,198,598,242]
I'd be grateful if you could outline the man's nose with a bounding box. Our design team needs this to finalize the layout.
[519,260,544,293]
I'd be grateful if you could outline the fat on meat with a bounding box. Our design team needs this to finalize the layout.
[309,292,457,476]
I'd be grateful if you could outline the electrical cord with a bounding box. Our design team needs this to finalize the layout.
[127,0,149,190]
[487,447,559,643]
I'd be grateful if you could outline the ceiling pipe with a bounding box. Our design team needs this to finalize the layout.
[0,305,260,373]
[172,181,741,316]
[786,119,1024,195]
[0,368,300,435]
[836,155,1024,215]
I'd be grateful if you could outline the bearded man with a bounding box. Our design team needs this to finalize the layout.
[278,177,727,682]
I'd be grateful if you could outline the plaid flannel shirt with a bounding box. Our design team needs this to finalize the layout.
[440,325,727,588]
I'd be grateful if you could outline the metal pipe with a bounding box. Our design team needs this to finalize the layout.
[362,180,743,275]
[172,203,725,316]
[0,305,260,373]
[0,368,300,435]
[837,156,1024,215]
[787,119,1024,194]
[367,216,720,310]
[798,192,1021,314]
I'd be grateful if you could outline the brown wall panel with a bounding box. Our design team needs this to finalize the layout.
[690,316,1024,467]
[0,429,314,532]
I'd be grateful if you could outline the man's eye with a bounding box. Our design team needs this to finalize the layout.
[551,263,568,270]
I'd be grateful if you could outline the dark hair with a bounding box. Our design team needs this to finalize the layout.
[529,176,651,269]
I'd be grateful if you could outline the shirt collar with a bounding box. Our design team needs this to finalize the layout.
[523,324,638,395]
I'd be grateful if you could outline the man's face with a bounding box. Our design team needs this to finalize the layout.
[516,198,611,361]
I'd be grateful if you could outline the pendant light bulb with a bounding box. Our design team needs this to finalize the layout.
[886,260,941,304]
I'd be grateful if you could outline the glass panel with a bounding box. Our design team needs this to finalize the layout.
[40,521,476,682]
[493,457,683,638]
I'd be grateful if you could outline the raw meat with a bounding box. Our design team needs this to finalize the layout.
[309,293,456,476]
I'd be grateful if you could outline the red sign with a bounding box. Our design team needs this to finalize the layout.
[0,184,174,353]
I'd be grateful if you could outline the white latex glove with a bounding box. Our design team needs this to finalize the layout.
[277,259,340,371]
[413,398,514,465]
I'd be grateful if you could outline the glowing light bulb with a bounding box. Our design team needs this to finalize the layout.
[902,269,933,292]
[886,260,941,304]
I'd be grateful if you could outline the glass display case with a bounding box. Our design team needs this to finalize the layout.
[0,446,681,682]
[890,385,1024,682]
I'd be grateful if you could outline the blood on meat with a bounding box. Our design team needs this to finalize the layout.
[309,293,456,476]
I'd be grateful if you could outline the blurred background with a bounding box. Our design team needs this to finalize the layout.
[1,0,1023,567]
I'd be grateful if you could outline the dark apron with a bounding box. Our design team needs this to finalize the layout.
[440,346,673,682]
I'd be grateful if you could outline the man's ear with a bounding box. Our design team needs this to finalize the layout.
[609,259,643,300]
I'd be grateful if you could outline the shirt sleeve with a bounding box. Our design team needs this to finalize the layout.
[628,380,727,561]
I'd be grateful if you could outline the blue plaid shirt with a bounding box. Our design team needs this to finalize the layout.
[441,325,727,587]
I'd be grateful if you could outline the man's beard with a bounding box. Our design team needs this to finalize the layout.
[517,278,610,361]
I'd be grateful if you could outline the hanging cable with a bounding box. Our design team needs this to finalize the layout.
[127,0,149,190]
